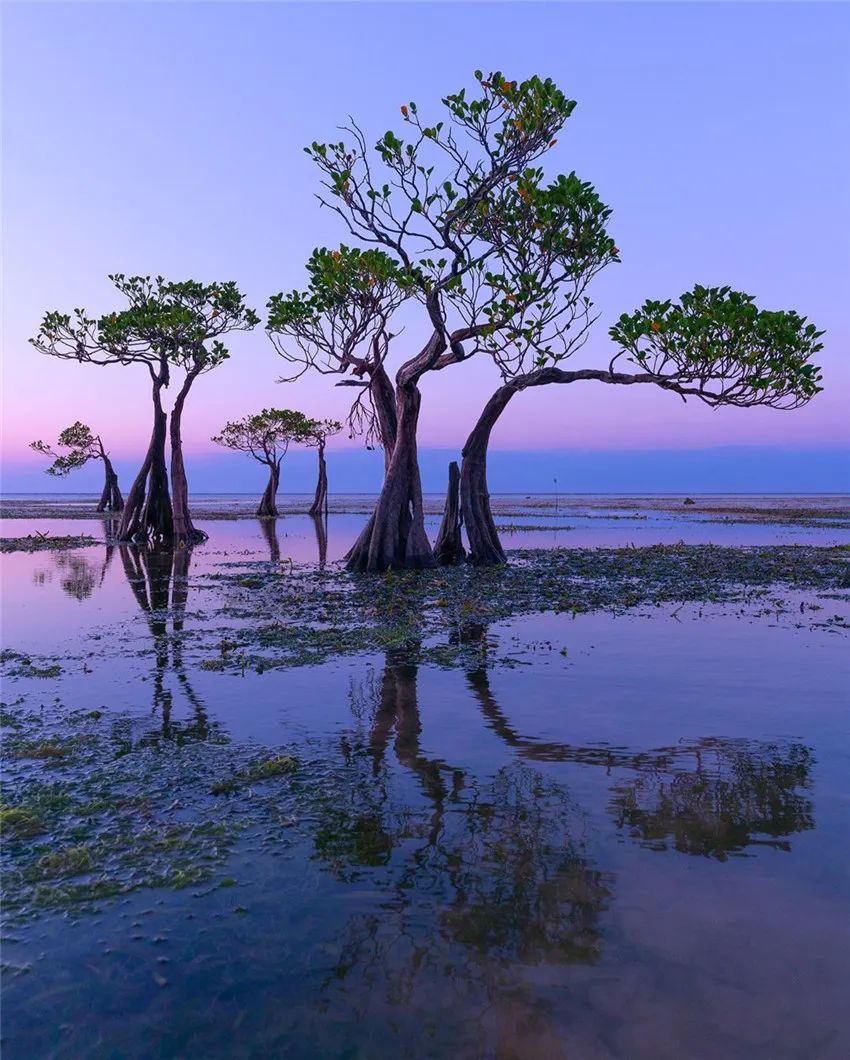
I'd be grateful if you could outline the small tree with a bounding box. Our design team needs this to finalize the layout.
[31,275,258,545]
[30,421,124,512]
[459,285,824,563]
[212,408,314,517]
[305,418,343,517]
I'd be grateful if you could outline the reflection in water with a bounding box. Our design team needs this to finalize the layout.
[119,545,210,743]
[467,660,814,859]
[257,514,328,566]
[53,548,113,600]
[2,538,833,1057]
[299,645,818,1047]
[31,520,119,601]
[609,739,815,858]
[258,517,280,563]
[306,647,612,1048]
[311,513,328,568]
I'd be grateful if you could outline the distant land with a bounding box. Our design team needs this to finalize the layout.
[3,446,848,497]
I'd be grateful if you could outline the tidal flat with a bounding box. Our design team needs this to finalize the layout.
[1,495,849,1059]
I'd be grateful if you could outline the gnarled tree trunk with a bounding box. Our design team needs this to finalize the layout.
[257,461,280,517]
[370,364,398,473]
[170,370,206,545]
[460,367,650,565]
[117,372,174,545]
[460,383,517,566]
[308,439,328,517]
[434,460,465,566]
[346,384,435,572]
[97,453,124,513]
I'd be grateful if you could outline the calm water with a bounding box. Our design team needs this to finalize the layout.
[2,508,849,1058]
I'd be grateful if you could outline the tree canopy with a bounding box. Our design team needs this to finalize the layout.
[304,417,343,447]
[30,422,104,477]
[267,69,617,405]
[212,408,317,464]
[31,275,259,375]
[607,285,824,408]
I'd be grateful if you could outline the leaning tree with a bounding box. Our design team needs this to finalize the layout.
[305,417,343,517]
[31,275,258,545]
[268,72,609,571]
[30,421,124,512]
[212,408,315,517]
[457,285,824,563]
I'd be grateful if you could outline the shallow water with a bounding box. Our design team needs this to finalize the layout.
[2,509,849,1058]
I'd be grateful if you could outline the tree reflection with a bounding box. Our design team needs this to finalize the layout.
[53,551,100,600]
[311,513,328,568]
[37,525,116,600]
[258,518,280,563]
[306,646,611,1042]
[119,545,210,744]
[608,739,815,858]
[466,656,815,859]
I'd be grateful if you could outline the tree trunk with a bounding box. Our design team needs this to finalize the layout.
[370,364,398,472]
[117,376,174,545]
[309,440,328,517]
[170,371,206,545]
[460,384,517,566]
[97,454,124,513]
[256,461,280,517]
[434,460,465,566]
[346,384,435,572]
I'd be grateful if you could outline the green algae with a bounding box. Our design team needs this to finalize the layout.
[193,543,850,673]
[211,754,297,795]
[0,534,99,553]
[0,699,284,920]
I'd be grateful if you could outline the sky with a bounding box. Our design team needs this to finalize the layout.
[2,1,848,493]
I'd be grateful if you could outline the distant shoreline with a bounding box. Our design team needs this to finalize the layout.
[2,491,849,500]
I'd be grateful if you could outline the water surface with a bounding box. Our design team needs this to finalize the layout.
[2,503,849,1058]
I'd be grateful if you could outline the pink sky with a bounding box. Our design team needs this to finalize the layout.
[2,2,848,477]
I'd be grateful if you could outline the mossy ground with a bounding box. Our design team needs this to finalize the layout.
[194,543,850,671]
[0,534,99,553]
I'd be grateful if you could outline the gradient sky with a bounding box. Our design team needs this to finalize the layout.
[2,2,848,491]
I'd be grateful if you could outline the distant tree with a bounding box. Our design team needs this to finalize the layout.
[305,418,343,517]
[212,408,314,517]
[30,421,124,512]
[30,275,258,545]
[459,285,824,564]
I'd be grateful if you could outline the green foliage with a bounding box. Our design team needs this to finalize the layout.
[31,275,259,376]
[609,285,824,408]
[293,70,616,380]
[30,421,102,477]
[267,246,413,330]
[305,417,343,446]
[211,408,317,464]
[464,169,617,367]
[267,245,415,379]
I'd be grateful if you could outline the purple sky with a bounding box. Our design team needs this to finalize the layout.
[2,2,848,490]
